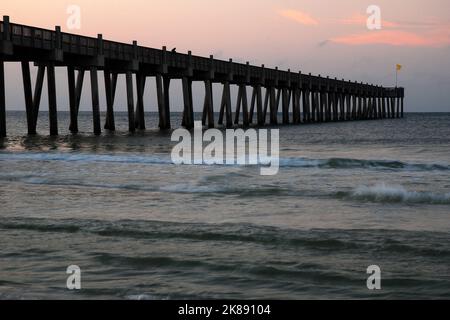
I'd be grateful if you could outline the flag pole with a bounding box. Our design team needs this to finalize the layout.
[396,68,398,88]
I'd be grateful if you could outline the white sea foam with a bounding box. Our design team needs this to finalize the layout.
[126,294,159,300]
[349,183,450,204]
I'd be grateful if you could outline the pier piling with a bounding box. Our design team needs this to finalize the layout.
[126,71,135,132]
[47,63,58,136]
[90,67,101,135]
[0,61,5,138]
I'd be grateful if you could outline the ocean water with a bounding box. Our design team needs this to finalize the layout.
[0,111,449,300]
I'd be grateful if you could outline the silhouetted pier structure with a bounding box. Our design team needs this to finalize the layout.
[0,16,405,137]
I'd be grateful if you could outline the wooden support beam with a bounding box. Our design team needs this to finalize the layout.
[68,66,77,133]
[390,97,394,119]
[331,91,336,121]
[303,89,310,123]
[318,91,324,122]
[365,93,371,119]
[218,82,232,128]
[401,97,404,118]
[163,76,171,129]
[249,86,257,124]
[339,93,345,121]
[372,95,376,119]
[188,79,194,127]
[335,92,340,121]
[387,96,390,119]
[292,89,300,124]
[225,82,233,128]
[241,85,249,127]
[156,74,167,130]
[47,64,58,136]
[386,97,390,118]
[21,61,36,135]
[255,85,264,126]
[291,89,297,124]
[368,93,374,119]
[203,80,214,128]
[0,61,5,138]
[389,97,394,118]
[357,95,362,119]
[311,91,316,122]
[263,87,270,124]
[69,69,84,133]
[380,93,384,119]
[282,88,290,125]
[344,93,348,120]
[90,67,101,135]
[135,72,146,130]
[311,90,316,122]
[317,91,322,122]
[208,81,215,128]
[325,91,331,122]
[182,77,194,129]
[218,82,226,126]
[327,91,332,122]
[319,91,325,122]
[352,94,357,120]
[374,94,379,119]
[363,95,368,120]
[32,66,45,131]
[104,70,117,131]
[377,90,382,119]
[270,87,278,125]
[234,85,242,125]
[234,85,249,127]
[308,90,313,123]
[368,90,373,119]
[333,91,338,121]
[374,92,379,119]
[357,91,362,119]
[346,94,352,120]
[126,71,135,132]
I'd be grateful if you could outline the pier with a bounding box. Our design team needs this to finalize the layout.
[0,16,405,137]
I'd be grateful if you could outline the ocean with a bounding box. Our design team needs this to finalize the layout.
[0,111,449,300]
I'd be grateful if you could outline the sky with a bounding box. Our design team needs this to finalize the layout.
[2,0,450,112]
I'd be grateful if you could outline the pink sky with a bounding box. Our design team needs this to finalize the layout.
[1,0,450,112]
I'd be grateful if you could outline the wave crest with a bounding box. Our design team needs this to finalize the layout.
[341,183,450,205]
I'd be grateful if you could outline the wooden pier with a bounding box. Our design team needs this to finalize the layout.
[0,16,405,137]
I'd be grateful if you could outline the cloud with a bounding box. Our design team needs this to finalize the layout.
[279,9,319,26]
[331,29,450,47]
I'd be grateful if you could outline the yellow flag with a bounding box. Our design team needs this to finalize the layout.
[396,64,402,71]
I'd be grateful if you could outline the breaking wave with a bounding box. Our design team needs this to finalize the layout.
[339,183,450,205]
